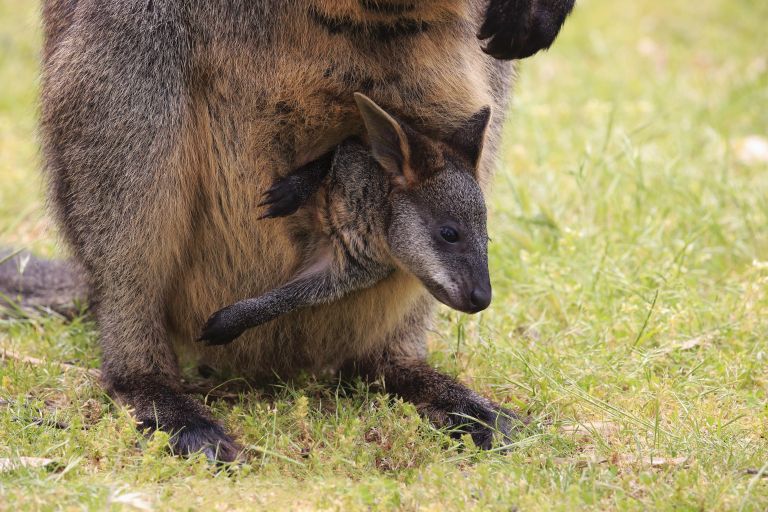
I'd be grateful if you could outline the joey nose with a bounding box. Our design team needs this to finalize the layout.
[469,287,492,312]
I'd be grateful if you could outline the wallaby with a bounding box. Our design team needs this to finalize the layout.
[199,93,494,346]
[6,0,574,461]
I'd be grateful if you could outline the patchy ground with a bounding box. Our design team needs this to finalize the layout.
[1,0,767,510]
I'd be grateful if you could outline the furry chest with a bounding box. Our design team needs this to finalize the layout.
[200,0,491,171]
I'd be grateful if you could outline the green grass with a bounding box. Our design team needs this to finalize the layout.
[1,0,767,509]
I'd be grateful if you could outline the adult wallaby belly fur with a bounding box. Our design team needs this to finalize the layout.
[35,0,523,459]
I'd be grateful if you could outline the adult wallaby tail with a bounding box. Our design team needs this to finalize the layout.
[0,249,88,319]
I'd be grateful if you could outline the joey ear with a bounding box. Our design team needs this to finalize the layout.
[449,106,492,173]
[353,92,417,188]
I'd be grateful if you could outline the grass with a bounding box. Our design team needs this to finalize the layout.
[1,0,767,509]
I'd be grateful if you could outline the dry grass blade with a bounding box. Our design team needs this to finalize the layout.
[549,454,690,469]
[656,332,715,355]
[559,420,620,437]
[108,488,154,511]
[0,457,57,472]
[0,248,23,266]
[0,347,102,378]
[616,454,690,467]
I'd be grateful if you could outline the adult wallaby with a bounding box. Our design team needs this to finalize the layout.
[12,0,574,461]
[199,93,494,346]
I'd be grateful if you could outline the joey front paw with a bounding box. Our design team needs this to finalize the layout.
[197,307,245,346]
[259,175,304,219]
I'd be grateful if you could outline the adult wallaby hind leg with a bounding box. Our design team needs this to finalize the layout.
[72,197,241,461]
[99,286,241,462]
[40,4,239,462]
[358,355,521,448]
[347,302,522,449]
[0,255,239,459]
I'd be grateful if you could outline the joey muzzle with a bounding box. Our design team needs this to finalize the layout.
[469,284,492,312]
[425,273,492,314]
[461,260,492,313]
[461,273,492,314]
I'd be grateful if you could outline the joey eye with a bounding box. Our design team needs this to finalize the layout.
[439,226,460,243]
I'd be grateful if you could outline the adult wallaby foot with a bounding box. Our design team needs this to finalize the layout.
[110,378,241,462]
[353,355,523,449]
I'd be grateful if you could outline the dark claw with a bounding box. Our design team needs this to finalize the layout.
[467,406,523,450]
[137,411,241,464]
[259,175,304,219]
[445,403,525,450]
[163,421,240,463]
